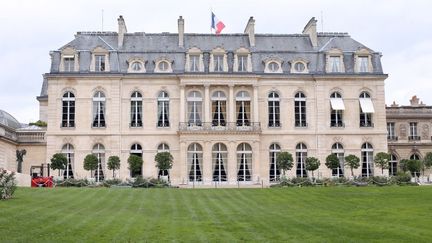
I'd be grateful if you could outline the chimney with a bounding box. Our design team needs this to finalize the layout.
[244,16,255,47]
[178,16,184,47]
[118,15,127,48]
[302,17,318,48]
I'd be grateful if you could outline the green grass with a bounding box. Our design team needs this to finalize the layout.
[1,186,432,242]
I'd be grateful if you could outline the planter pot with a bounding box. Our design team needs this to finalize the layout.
[160,175,169,182]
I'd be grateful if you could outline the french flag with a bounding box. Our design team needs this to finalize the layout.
[211,12,225,35]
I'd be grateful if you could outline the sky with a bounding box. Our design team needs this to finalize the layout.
[1,0,431,123]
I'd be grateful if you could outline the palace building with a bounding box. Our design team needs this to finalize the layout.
[2,16,391,186]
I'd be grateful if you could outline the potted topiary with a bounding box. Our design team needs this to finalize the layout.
[155,152,173,182]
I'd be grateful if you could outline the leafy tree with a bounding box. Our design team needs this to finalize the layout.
[344,154,360,177]
[16,149,26,173]
[83,154,98,178]
[50,153,68,176]
[155,152,173,179]
[374,152,390,175]
[276,152,294,178]
[107,156,121,178]
[399,159,409,172]
[305,157,320,178]
[128,155,143,177]
[0,169,17,200]
[407,159,422,177]
[423,152,432,174]
[325,154,340,171]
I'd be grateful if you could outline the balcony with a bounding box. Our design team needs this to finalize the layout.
[387,135,398,141]
[330,122,345,128]
[360,122,374,128]
[178,122,261,134]
[408,135,421,141]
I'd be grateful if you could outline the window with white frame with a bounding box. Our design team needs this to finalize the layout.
[359,92,374,127]
[331,143,344,177]
[409,122,419,140]
[187,91,202,126]
[389,154,398,176]
[387,122,396,140]
[296,143,307,177]
[238,55,248,72]
[157,143,170,176]
[269,143,281,182]
[62,92,75,128]
[211,91,226,126]
[188,143,203,182]
[95,55,106,72]
[268,62,279,72]
[157,91,170,127]
[329,56,341,72]
[131,61,143,72]
[92,144,105,182]
[130,143,142,177]
[295,92,307,127]
[62,143,74,179]
[330,92,345,127]
[92,91,106,128]
[268,92,280,127]
[236,91,251,126]
[237,143,252,182]
[212,143,228,182]
[63,56,75,72]
[190,55,200,72]
[291,60,309,74]
[357,56,369,72]
[214,54,224,72]
[158,61,169,71]
[361,143,374,177]
[130,91,143,127]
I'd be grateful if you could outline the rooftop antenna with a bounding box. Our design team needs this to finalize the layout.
[320,11,324,32]
[101,9,104,31]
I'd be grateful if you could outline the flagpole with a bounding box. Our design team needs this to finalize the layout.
[210,7,213,34]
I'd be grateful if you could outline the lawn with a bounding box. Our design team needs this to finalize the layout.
[1,186,432,242]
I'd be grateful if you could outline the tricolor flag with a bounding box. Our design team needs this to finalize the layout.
[211,12,225,35]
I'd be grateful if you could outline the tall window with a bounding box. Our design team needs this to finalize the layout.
[64,57,75,72]
[62,92,75,128]
[62,144,74,179]
[269,143,281,182]
[211,91,226,126]
[268,92,280,127]
[92,144,105,182]
[409,122,419,140]
[188,143,203,182]
[389,154,398,176]
[359,92,373,127]
[296,143,307,177]
[295,92,307,127]
[157,91,170,127]
[387,122,396,140]
[358,56,369,72]
[212,143,227,182]
[236,91,251,126]
[187,91,202,126]
[331,143,344,177]
[329,56,341,72]
[330,92,344,127]
[157,143,170,177]
[190,55,199,72]
[130,144,142,177]
[92,91,106,128]
[130,91,143,127]
[361,143,374,177]
[95,55,105,71]
[214,55,224,72]
[237,143,252,181]
[238,55,248,72]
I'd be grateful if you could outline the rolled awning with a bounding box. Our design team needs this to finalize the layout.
[330,98,345,110]
[359,98,375,113]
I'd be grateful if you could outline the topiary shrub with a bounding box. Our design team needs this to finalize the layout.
[0,169,17,200]
[103,178,123,187]
[390,172,412,185]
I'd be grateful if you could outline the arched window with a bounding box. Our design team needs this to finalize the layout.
[187,91,202,126]
[330,92,345,127]
[331,143,344,177]
[92,91,106,127]
[62,144,74,179]
[130,143,142,178]
[237,143,252,181]
[296,143,307,177]
[269,143,281,182]
[359,92,374,127]
[130,91,143,127]
[361,143,374,177]
[389,154,398,176]
[157,91,170,127]
[157,143,170,176]
[410,153,420,160]
[188,143,203,182]
[212,143,227,182]
[236,91,251,126]
[211,91,227,126]
[294,92,307,127]
[268,92,280,127]
[92,144,105,182]
[62,92,75,128]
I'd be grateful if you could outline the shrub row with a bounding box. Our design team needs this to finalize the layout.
[54,176,171,188]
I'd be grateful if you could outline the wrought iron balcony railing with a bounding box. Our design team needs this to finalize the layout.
[387,135,398,141]
[178,122,261,133]
[408,135,421,141]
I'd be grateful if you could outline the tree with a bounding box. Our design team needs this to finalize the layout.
[107,156,121,178]
[128,155,143,177]
[50,153,68,176]
[399,159,409,172]
[423,152,432,175]
[407,159,422,177]
[0,169,17,200]
[374,152,390,175]
[276,152,294,178]
[83,154,98,179]
[325,154,340,172]
[16,149,26,173]
[155,152,173,179]
[305,157,320,178]
[344,154,360,177]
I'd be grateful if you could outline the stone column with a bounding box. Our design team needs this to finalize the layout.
[180,85,185,123]
[253,85,259,123]
[203,141,212,185]
[228,84,235,123]
[228,141,237,184]
[204,84,210,123]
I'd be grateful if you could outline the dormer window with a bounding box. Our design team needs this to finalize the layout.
[264,57,283,73]
[290,59,309,74]
[234,48,252,72]
[214,55,224,72]
[63,56,75,72]
[127,58,146,73]
[159,61,169,71]
[95,55,106,72]
[210,47,228,72]
[329,56,341,72]
[190,55,200,72]
[91,47,110,72]
[154,58,173,73]
[186,47,204,72]
[238,55,248,72]
[269,62,279,72]
[358,56,368,72]
[60,47,78,72]
[326,49,344,73]
[131,62,143,71]
[355,49,373,73]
